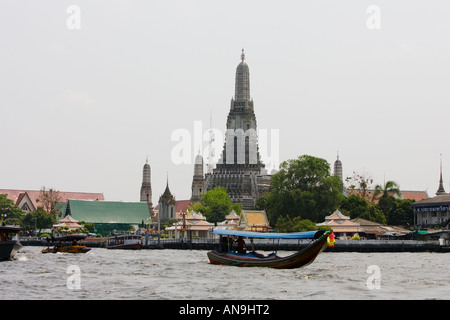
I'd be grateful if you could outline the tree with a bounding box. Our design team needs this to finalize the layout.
[79,221,96,233]
[275,215,302,233]
[196,187,240,225]
[36,187,63,219]
[345,171,374,201]
[386,198,414,226]
[372,181,401,216]
[340,194,386,224]
[261,155,344,225]
[292,219,327,232]
[0,194,24,225]
[275,215,331,232]
[22,207,55,233]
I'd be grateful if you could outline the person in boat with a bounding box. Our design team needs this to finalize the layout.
[236,236,247,254]
[219,236,228,253]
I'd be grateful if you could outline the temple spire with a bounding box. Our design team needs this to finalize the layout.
[234,49,250,102]
[140,158,153,212]
[436,154,446,195]
[333,151,343,183]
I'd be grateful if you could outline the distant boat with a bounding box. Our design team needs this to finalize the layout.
[0,225,22,261]
[107,234,142,250]
[207,229,332,269]
[42,234,91,253]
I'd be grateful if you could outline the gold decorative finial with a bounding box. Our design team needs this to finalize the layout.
[241,48,245,62]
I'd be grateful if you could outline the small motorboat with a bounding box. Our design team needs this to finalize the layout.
[0,225,22,261]
[207,229,333,269]
[42,234,91,254]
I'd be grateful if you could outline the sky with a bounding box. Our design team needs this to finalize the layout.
[1,1,449,204]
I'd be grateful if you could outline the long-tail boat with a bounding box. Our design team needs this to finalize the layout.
[207,229,333,269]
[42,234,91,253]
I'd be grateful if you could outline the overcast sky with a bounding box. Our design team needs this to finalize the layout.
[1,1,449,204]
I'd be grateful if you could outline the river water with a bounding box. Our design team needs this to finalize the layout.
[1,246,449,300]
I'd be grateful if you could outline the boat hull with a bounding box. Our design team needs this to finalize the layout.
[107,235,142,250]
[207,234,328,269]
[107,243,142,250]
[42,245,91,254]
[0,241,22,261]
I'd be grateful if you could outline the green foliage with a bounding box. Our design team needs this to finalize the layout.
[275,215,331,233]
[188,187,237,225]
[231,203,242,215]
[163,219,178,228]
[200,187,235,225]
[22,207,56,232]
[188,201,203,213]
[372,181,401,216]
[385,198,414,226]
[79,221,95,233]
[292,219,320,232]
[261,155,344,225]
[340,194,386,224]
[340,180,414,226]
[0,194,24,224]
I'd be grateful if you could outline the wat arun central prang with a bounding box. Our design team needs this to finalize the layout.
[203,50,271,210]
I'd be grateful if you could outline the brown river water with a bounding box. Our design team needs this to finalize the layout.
[1,246,449,300]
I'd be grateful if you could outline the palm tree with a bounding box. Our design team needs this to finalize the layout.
[372,180,401,215]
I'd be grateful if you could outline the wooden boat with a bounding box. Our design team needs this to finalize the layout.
[42,234,91,254]
[207,229,333,269]
[0,225,22,261]
[107,234,143,250]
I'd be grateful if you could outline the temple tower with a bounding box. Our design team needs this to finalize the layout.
[204,50,270,209]
[191,152,205,203]
[158,176,176,223]
[436,154,446,195]
[333,152,343,183]
[140,158,153,213]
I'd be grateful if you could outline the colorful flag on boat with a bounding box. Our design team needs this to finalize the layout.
[327,232,335,247]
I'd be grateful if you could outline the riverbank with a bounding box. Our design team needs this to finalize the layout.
[20,238,450,252]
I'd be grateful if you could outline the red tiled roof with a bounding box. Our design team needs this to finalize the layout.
[154,199,191,214]
[400,191,428,202]
[175,200,191,213]
[346,189,428,202]
[0,189,104,210]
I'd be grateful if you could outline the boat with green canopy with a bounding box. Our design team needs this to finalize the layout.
[207,229,334,269]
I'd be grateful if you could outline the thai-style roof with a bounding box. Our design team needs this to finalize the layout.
[225,210,239,221]
[318,209,360,233]
[413,194,450,206]
[325,210,350,221]
[235,210,272,231]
